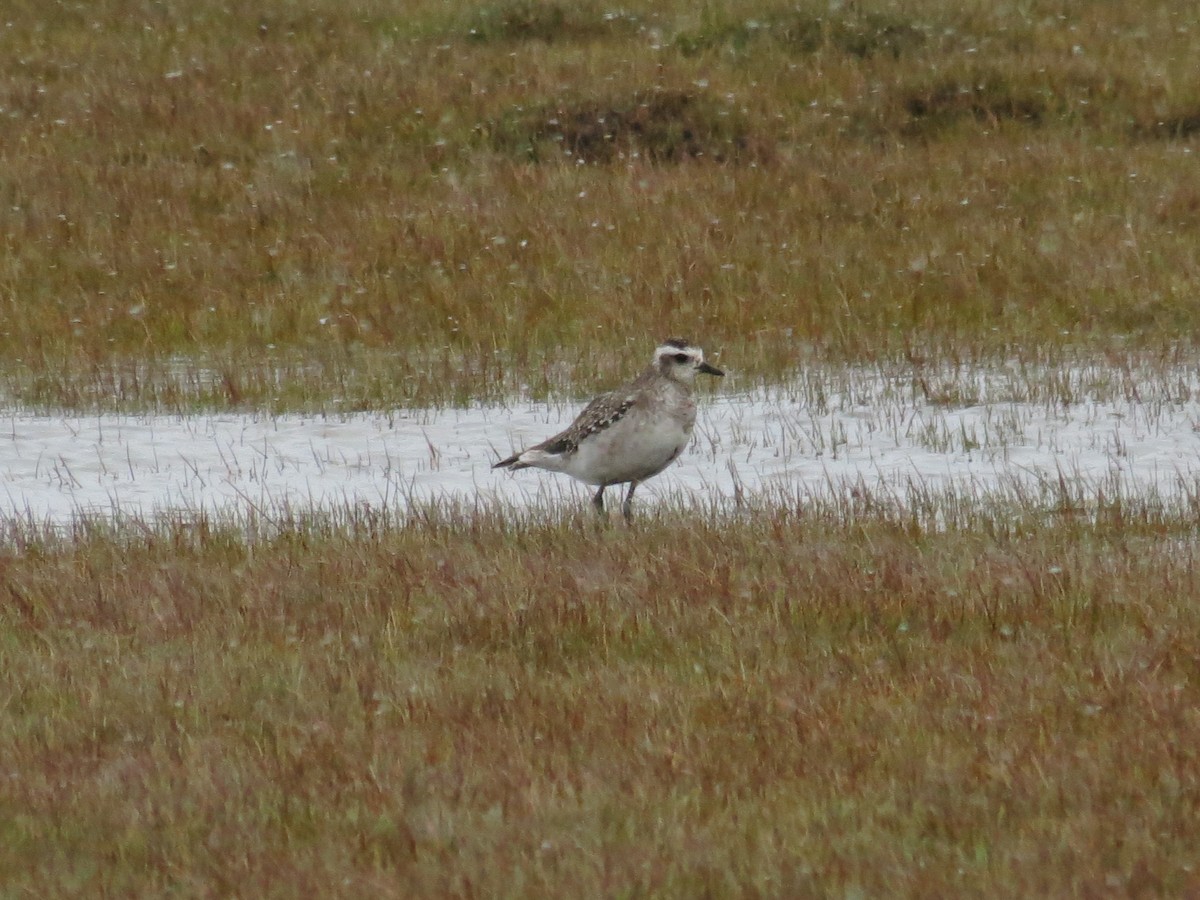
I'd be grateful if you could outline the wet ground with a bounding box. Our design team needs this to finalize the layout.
[3,365,1199,524]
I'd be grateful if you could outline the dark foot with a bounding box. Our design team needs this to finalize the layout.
[592,486,606,515]
[622,482,638,523]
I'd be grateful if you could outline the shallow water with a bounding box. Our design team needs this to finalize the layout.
[2,366,1200,524]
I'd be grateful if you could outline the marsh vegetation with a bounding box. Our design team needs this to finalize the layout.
[3,0,1200,894]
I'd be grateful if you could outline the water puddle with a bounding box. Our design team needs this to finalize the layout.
[3,365,1200,524]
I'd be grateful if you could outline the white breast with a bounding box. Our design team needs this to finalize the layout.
[563,386,696,486]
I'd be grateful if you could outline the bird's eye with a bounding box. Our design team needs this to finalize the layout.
[673,353,690,363]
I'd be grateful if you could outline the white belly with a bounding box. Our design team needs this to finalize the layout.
[563,408,692,486]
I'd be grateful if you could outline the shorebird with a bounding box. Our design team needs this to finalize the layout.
[493,338,724,520]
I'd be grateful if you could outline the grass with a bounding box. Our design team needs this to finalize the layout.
[1,0,1200,410]
[2,501,1200,896]
[4,0,1200,893]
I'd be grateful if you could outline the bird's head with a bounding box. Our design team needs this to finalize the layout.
[653,338,724,383]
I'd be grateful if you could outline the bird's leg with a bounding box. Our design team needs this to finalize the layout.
[622,482,638,523]
[592,485,606,515]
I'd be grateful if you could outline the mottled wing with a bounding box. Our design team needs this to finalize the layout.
[538,390,638,456]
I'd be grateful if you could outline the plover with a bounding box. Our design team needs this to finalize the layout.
[494,338,724,520]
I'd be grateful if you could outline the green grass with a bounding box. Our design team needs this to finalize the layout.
[5,0,1200,893]
[2,502,1200,895]
[2,0,1200,409]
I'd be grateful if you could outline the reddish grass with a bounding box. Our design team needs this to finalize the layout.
[2,508,1199,894]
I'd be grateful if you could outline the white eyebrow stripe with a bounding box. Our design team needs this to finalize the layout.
[655,344,698,359]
